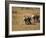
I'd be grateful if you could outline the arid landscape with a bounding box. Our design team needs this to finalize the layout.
[12,7,40,31]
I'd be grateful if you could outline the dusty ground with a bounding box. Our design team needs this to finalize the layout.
[12,7,40,31]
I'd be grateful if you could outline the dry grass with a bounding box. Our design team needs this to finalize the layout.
[12,7,40,31]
